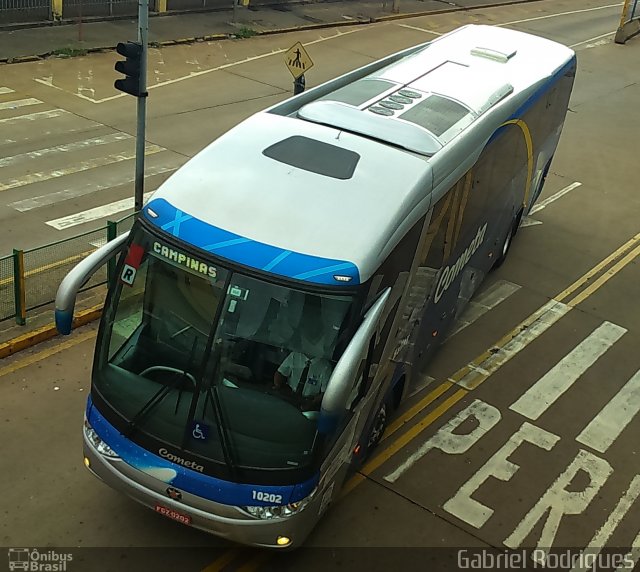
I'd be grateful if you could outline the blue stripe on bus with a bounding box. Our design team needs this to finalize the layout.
[513,56,576,119]
[143,198,360,285]
[86,397,318,506]
[488,56,577,146]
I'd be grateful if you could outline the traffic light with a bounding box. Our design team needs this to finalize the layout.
[114,41,145,97]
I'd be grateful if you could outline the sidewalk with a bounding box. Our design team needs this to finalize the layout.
[0,0,538,63]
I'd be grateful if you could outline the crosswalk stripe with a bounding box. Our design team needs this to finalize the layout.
[614,532,640,572]
[0,97,42,111]
[0,109,67,126]
[0,132,132,168]
[0,87,15,94]
[453,299,571,390]
[9,162,180,212]
[47,191,153,230]
[0,145,163,192]
[447,280,521,339]
[509,321,627,421]
[530,182,582,215]
[569,475,640,572]
[576,368,640,453]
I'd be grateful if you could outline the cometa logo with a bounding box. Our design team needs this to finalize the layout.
[434,223,488,304]
[158,448,205,473]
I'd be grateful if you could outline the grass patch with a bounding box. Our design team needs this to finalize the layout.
[51,47,88,58]
[234,26,257,39]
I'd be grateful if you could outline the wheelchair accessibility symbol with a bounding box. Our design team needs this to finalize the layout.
[191,421,209,441]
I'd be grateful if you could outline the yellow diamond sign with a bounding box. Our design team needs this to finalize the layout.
[285,42,313,80]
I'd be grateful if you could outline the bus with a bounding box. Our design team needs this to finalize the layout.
[55,24,576,549]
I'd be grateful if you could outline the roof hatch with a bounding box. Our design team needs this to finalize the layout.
[298,101,442,156]
[470,44,517,63]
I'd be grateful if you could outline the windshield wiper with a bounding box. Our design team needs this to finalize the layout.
[125,338,199,437]
[125,371,188,437]
[181,273,237,477]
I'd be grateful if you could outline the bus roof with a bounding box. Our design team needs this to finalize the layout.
[144,25,575,286]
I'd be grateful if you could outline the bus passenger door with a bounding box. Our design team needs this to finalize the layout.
[316,289,390,513]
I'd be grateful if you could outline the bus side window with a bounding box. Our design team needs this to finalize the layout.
[346,336,376,411]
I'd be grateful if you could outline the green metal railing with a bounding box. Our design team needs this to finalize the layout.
[0,213,135,325]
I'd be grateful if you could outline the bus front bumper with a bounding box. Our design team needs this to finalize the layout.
[83,433,323,549]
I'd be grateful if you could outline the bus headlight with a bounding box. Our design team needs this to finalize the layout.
[84,419,119,458]
[242,492,315,520]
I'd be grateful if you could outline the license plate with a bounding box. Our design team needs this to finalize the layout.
[154,504,192,526]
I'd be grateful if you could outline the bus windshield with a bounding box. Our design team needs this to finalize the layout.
[94,225,355,479]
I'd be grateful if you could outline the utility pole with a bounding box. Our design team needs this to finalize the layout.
[114,0,149,214]
[135,0,149,213]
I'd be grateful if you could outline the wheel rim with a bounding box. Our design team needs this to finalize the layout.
[368,404,387,448]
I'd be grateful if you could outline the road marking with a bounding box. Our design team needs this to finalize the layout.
[509,321,627,420]
[0,111,102,146]
[47,192,153,230]
[385,399,502,484]
[452,300,571,391]
[0,97,42,111]
[236,553,270,572]
[444,422,560,529]
[568,241,640,307]
[200,549,241,572]
[347,230,640,495]
[446,280,521,339]
[0,87,15,94]
[0,132,132,168]
[615,530,640,572]
[520,216,543,227]
[497,3,623,27]
[9,162,180,212]
[355,233,640,495]
[386,380,452,437]
[0,109,68,126]
[407,375,435,398]
[396,24,442,35]
[576,368,640,453]
[346,390,471,497]
[424,228,640,412]
[504,450,613,553]
[570,31,616,48]
[554,229,640,302]
[0,146,163,192]
[530,182,582,215]
[35,28,364,104]
[0,329,96,379]
[569,475,640,572]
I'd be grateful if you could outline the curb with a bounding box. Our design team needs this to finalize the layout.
[0,304,102,360]
[0,0,544,65]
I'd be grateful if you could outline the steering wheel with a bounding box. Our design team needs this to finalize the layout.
[139,366,197,388]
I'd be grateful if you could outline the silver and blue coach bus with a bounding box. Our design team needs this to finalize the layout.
[55,24,576,548]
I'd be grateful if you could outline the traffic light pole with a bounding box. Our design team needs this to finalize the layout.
[134,0,149,214]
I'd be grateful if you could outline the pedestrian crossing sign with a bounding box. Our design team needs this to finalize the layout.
[285,42,313,79]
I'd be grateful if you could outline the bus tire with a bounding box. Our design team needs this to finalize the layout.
[493,218,517,269]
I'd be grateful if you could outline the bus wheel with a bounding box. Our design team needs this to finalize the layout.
[494,219,517,269]
[367,402,388,451]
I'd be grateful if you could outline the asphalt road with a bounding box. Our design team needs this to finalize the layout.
[2,1,640,571]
